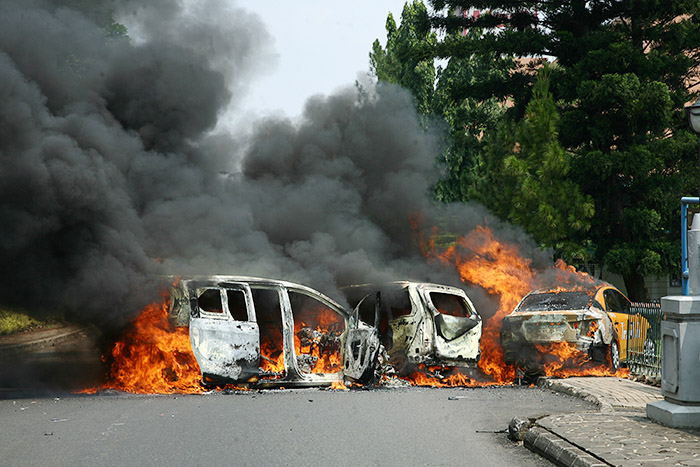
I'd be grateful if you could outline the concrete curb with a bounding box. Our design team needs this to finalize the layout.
[0,326,86,357]
[524,426,610,466]
[536,377,610,412]
[523,378,614,466]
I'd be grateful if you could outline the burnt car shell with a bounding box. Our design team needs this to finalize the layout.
[168,276,380,388]
[500,284,631,370]
[344,281,482,370]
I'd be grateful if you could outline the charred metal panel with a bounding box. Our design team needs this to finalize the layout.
[399,287,432,364]
[521,314,575,342]
[190,318,260,383]
[344,326,380,382]
[277,286,305,382]
[418,285,482,365]
[168,285,191,327]
[432,320,482,365]
[434,313,479,341]
[502,311,607,346]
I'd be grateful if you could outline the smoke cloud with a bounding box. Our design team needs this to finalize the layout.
[0,0,554,328]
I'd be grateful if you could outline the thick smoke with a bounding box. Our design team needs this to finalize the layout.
[0,0,550,328]
[0,0,271,323]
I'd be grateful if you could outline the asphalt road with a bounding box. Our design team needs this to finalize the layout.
[0,385,596,466]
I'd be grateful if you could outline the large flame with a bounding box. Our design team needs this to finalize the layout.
[405,224,628,386]
[435,226,534,383]
[83,223,628,394]
[534,342,625,378]
[83,292,206,394]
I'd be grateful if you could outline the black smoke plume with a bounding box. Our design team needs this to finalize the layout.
[0,0,551,328]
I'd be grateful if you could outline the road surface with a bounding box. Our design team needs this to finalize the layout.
[0,385,596,466]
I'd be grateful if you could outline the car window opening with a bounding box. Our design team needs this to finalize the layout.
[388,287,412,319]
[252,288,285,378]
[517,291,592,312]
[226,289,248,321]
[289,291,343,375]
[430,292,480,341]
[198,289,223,314]
[429,292,472,318]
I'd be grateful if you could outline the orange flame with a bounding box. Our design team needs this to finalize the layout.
[433,226,535,383]
[410,224,628,385]
[87,293,205,394]
[535,342,629,378]
[402,365,500,387]
[294,306,344,374]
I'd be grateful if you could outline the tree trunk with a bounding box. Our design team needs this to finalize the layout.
[622,269,650,302]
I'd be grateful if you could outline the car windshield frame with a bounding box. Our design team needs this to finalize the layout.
[515,291,593,313]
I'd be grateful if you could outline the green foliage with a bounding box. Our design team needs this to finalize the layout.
[370,3,437,114]
[431,27,512,202]
[473,67,594,257]
[0,309,61,335]
[103,21,129,41]
[371,4,510,202]
[423,0,700,299]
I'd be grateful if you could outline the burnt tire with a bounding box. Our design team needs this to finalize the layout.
[609,340,620,372]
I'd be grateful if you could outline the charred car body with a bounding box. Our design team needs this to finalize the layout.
[344,282,482,372]
[500,284,632,372]
[168,276,380,388]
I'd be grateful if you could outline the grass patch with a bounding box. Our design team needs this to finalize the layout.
[0,309,63,335]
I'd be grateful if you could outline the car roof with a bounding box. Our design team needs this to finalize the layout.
[342,280,467,295]
[163,275,348,313]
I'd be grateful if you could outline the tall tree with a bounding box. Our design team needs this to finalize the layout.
[473,66,595,257]
[370,1,437,115]
[426,0,700,299]
[370,2,511,203]
[431,27,511,202]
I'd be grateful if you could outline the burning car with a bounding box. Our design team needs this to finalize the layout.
[500,284,633,372]
[167,276,381,388]
[344,282,482,372]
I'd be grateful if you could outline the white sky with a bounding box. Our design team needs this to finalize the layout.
[234,1,409,121]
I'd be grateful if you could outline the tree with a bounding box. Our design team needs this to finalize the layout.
[370,2,437,115]
[370,2,511,203]
[472,66,595,257]
[426,0,700,300]
[430,28,511,202]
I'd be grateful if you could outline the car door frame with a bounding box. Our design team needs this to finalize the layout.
[188,281,260,385]
[343,291,381,383]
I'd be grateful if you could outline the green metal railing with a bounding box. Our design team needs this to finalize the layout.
[625,301,662,377]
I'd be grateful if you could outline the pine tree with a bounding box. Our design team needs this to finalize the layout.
[427,0,700,299]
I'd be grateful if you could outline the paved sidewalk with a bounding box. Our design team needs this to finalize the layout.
[539,377,663,412]
[522,377,700,466]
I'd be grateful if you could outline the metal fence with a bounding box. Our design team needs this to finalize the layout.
[625,301,662,377]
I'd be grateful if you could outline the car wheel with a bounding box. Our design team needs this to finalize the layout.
[609,340,620,371]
